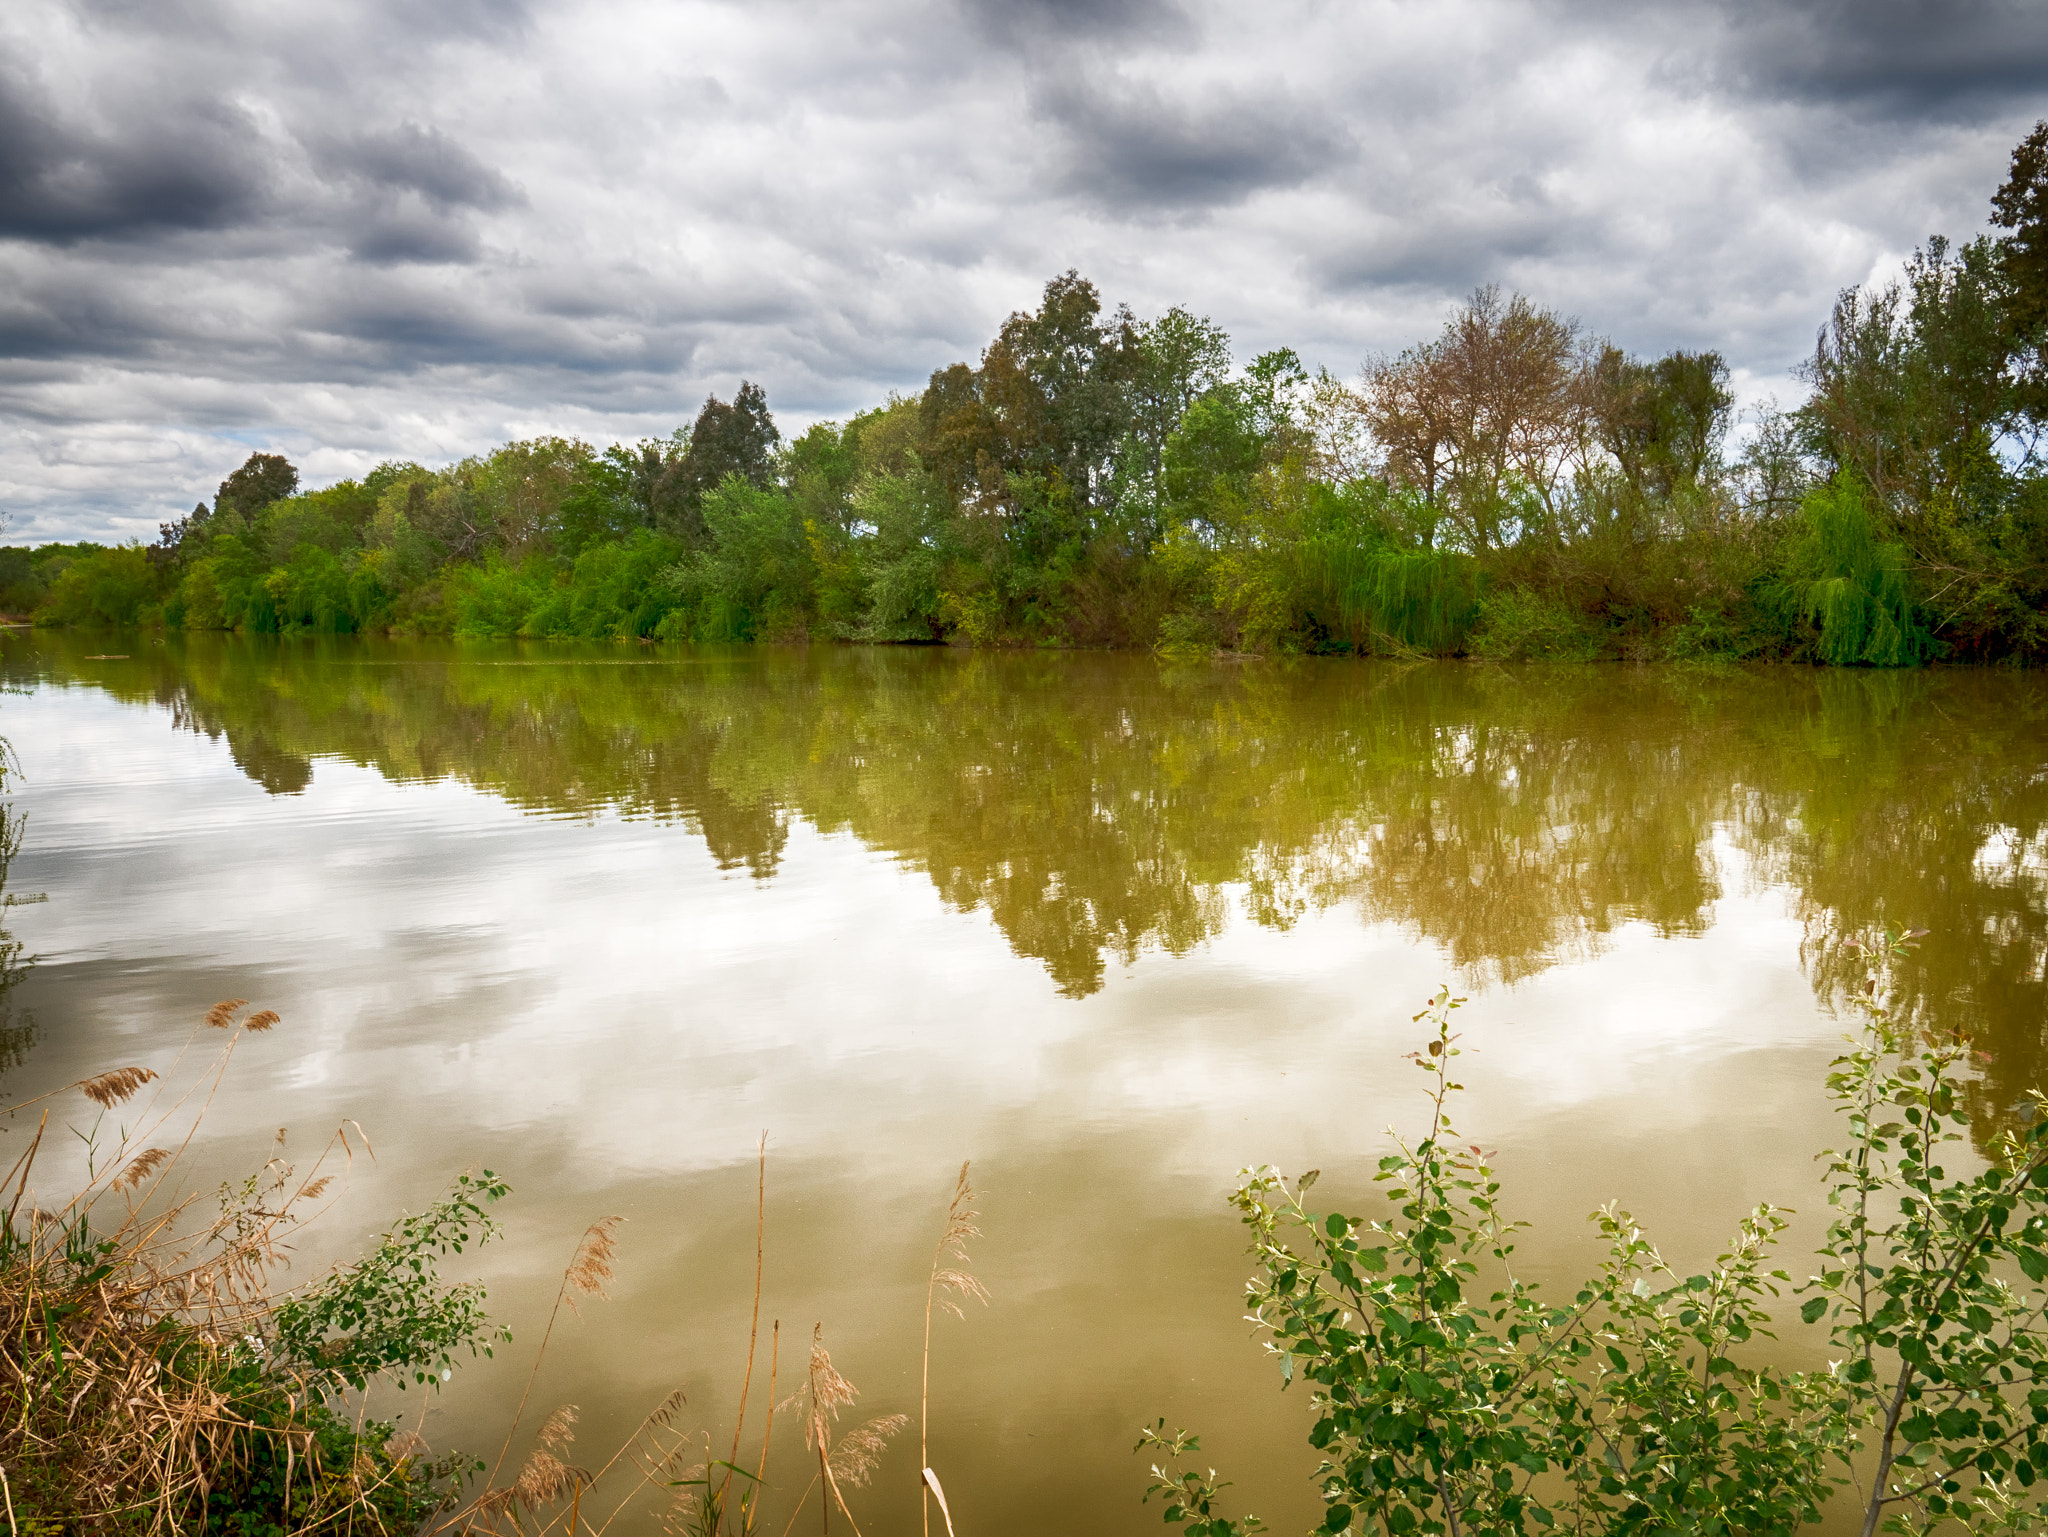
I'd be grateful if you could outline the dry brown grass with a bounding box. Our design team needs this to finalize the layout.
[0,1000,453,1534]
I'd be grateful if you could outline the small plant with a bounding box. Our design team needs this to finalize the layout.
[1147,933,2048,1537]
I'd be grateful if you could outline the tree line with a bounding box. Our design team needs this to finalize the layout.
[20,123,2048,665]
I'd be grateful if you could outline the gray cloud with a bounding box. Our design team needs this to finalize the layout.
[1037,73,1351,209]
[0,0,2041,542]
[0,70,272,241]
[963,0,1191,50]
[313,123,522,215]
[1699,0,2048,119]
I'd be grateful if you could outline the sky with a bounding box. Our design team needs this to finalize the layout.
[1,0,2044,544]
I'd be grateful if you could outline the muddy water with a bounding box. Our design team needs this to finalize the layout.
[6,632,2047,1533]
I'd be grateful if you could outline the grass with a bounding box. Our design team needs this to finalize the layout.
[0,1004,990,1536]
[0,1002,473,1533]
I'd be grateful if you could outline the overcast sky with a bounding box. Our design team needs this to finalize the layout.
[1,0,2043,543]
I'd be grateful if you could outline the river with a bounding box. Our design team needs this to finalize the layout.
[5,632,2046,1533]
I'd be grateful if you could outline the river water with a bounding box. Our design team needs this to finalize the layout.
[5,632,2046,1533]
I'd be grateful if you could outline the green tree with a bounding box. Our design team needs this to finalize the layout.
[1126,306,1234,518]
[1592,347,1733,501]
[1800,237,2014,521]
[1991,118,2048,422]
[35,545,161,626]
[216,452,300,520]
[654,383,781,544]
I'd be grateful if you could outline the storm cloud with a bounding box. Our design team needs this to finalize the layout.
[0,0,2040,541]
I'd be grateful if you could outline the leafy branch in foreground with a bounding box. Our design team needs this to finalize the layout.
[1148,935,2048,1536]
[272,1167,512,1395]
[1807,931,2048,1536]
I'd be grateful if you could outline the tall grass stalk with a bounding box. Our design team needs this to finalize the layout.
[921,1163,987,1537]
[717,1134,770,1523]
[461,1154,978,1537]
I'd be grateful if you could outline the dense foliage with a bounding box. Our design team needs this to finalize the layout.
[25,126,2048,664]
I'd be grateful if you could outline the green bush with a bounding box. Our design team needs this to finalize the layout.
[1146,936,2048,1537]
[265,545,357,633]
[1356,548,1481,654]
[450,555,553,638]
[529,529,685,638]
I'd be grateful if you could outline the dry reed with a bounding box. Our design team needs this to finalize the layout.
[0,999,461,1533]
[447,1153,975,1537]
[921,1163,987,1537]
[12,999,994,1536]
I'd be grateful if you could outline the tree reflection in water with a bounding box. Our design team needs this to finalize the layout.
[19,635,2048,1138]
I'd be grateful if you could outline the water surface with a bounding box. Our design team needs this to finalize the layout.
[7,633,2048,1533]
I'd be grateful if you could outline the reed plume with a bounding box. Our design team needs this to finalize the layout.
[204,998,249,1029]
[491,1215,625,1487]
[513,1448,584,1506]
[540,1404,581,1452]
[111,1146,171,1192]
[563,1215,622,1314]
[79,1065,158,1108]
[920,1163,986,1537]
[828,1415,907,1488]
[802,1328,860,1537]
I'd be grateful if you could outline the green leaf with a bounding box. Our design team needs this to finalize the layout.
[1604,1345,1628,1372]
[1800,1298,1828,1324]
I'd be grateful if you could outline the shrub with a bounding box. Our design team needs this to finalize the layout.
[1351,547,1481,655]
[1,1003,506,1532]
[535,529,685,638]
[450,555,553,638]
[1146,935,2048,1537]
[265,545,357,633]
